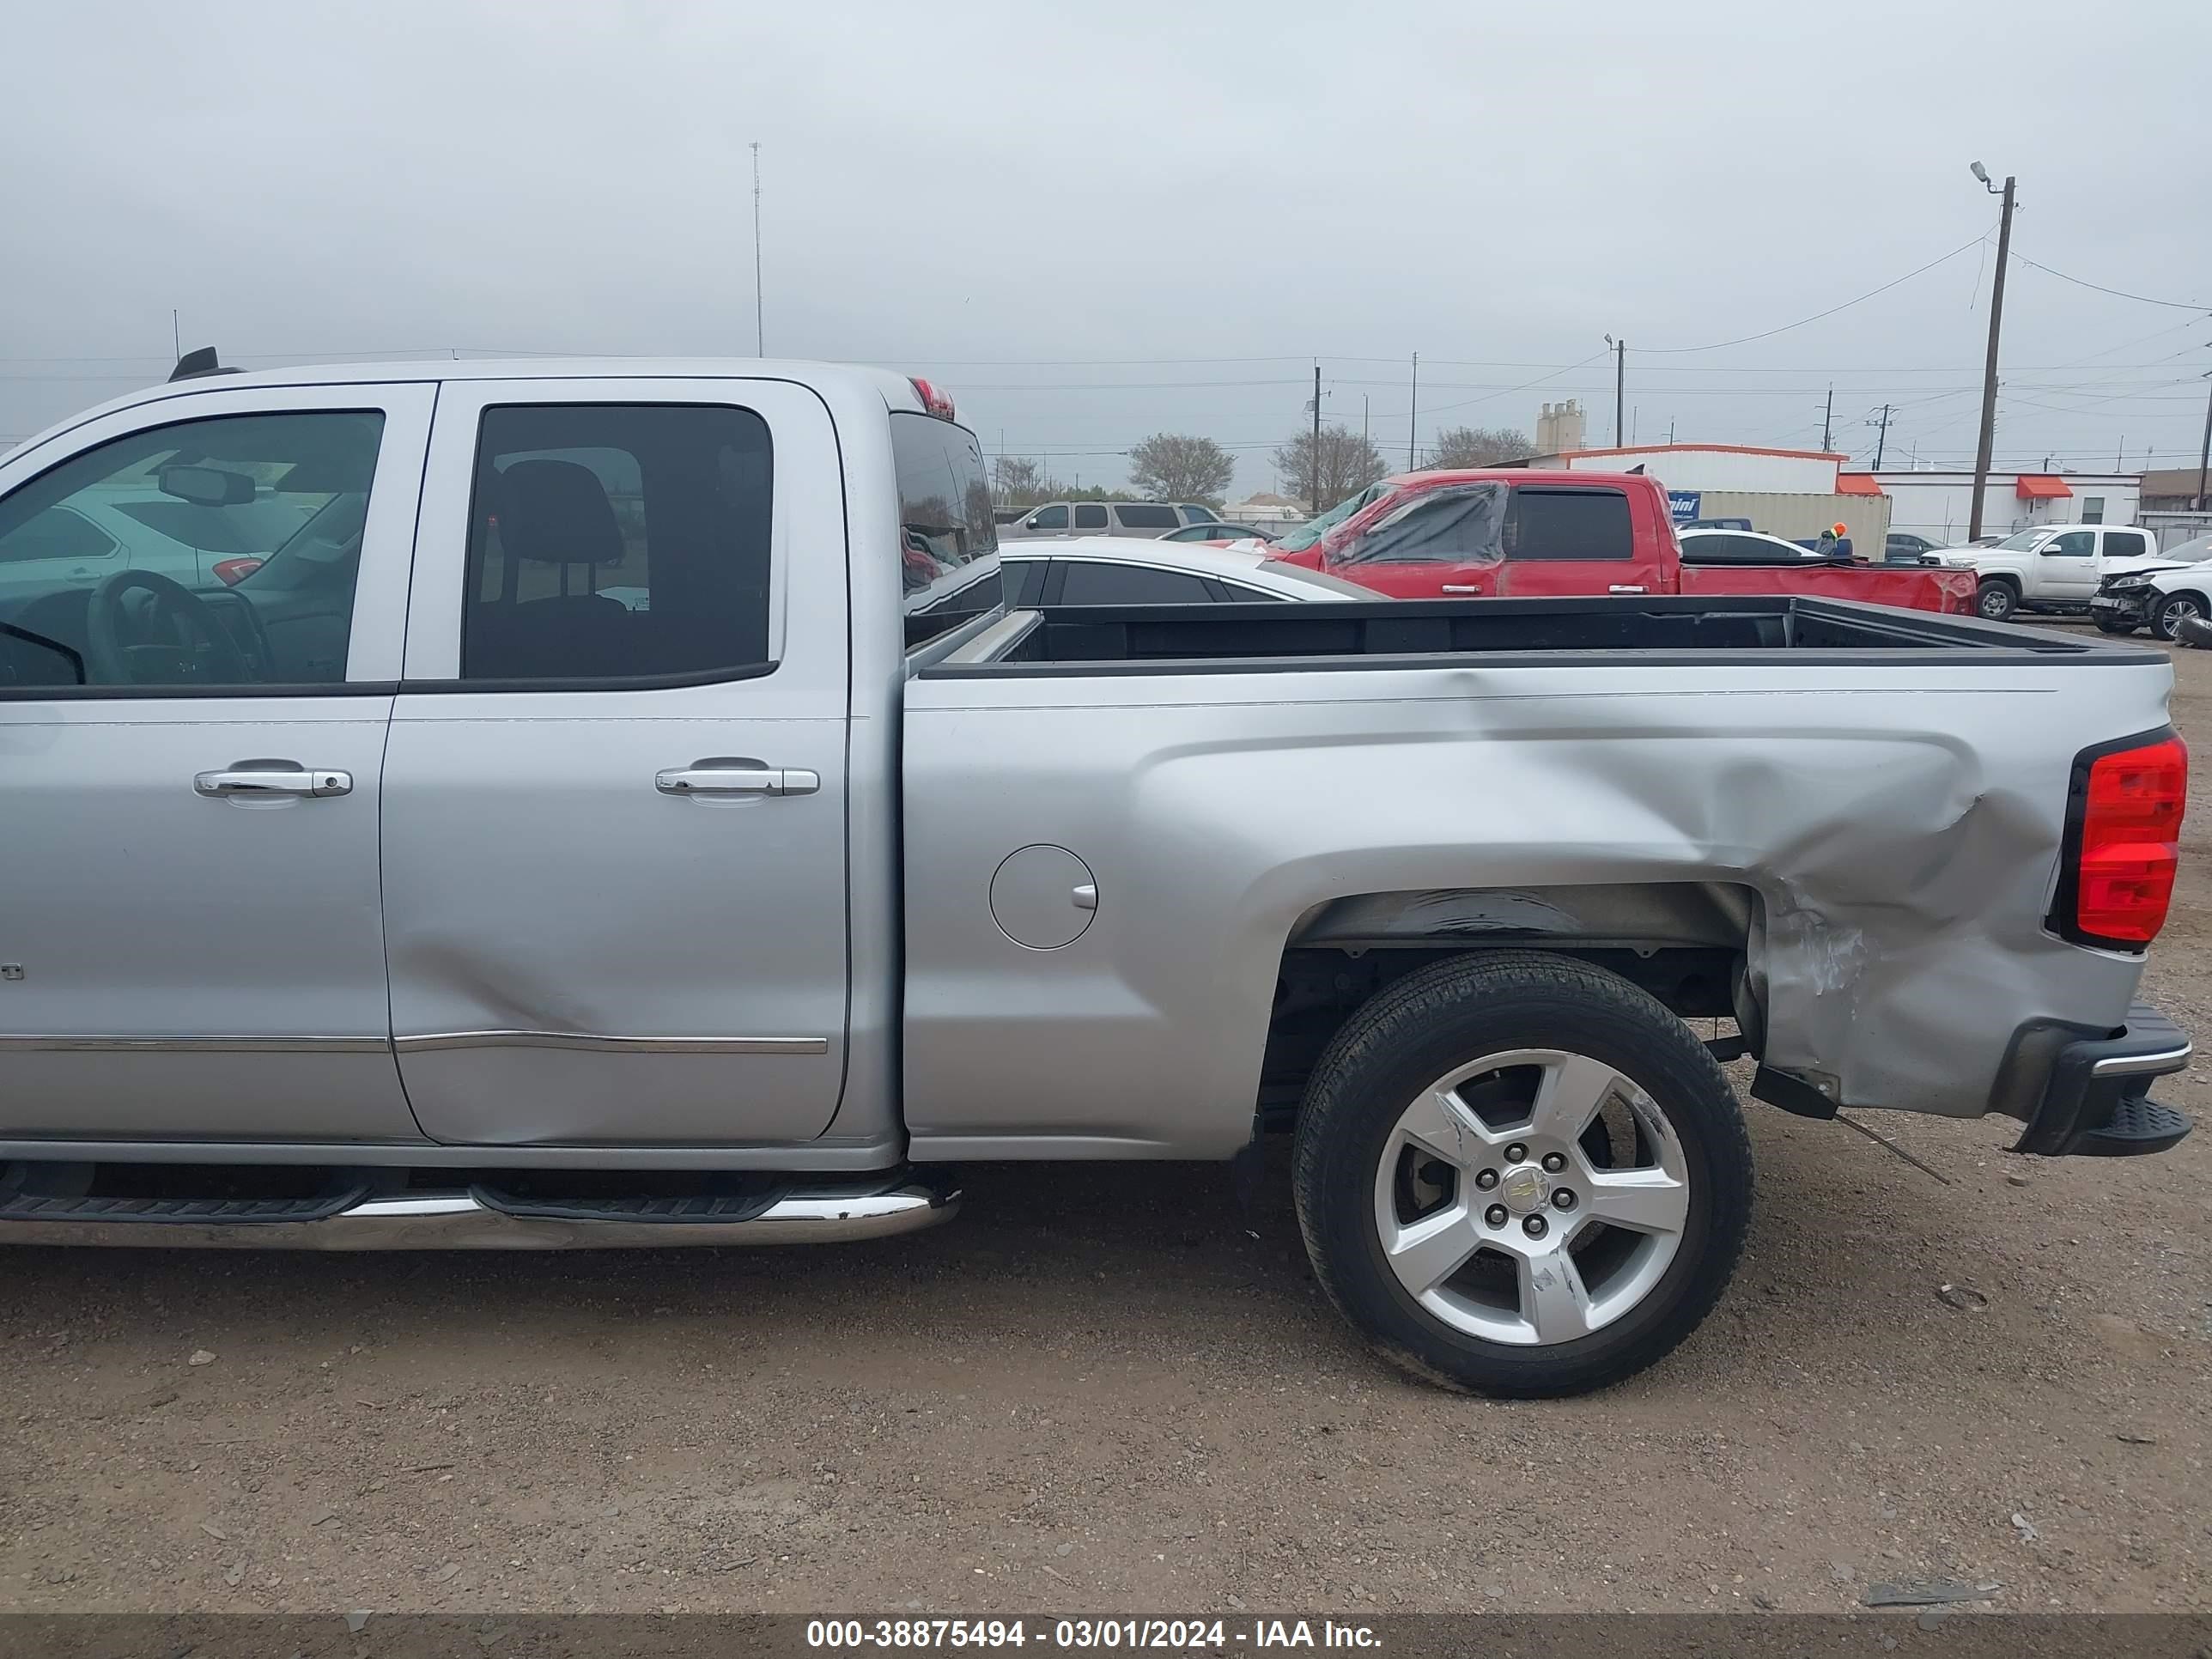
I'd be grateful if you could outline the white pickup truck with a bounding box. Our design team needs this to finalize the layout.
[0,355,2195,1401]
[1938,523,2168,623]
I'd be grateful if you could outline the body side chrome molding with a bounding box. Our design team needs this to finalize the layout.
[394,1031,830,1055]
[0,1035,386,1054]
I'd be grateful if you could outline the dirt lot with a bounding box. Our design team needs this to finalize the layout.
[6,628,2211,1618]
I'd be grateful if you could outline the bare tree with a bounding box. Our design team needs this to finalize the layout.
[1273,425,1388,511]
[993,455,1048,506]
[1127,433,1235,504]
[1425,425,1534,468]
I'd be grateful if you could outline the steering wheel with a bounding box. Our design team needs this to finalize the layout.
[83,568,252,687]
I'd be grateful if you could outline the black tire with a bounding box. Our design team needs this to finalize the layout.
[1293,951,1752,1399]
[2153,591,2208,643]
[2093,616,2139,635]
[1975,580,2019,623]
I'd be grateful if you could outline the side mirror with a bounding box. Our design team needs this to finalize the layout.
[158,464,255,507]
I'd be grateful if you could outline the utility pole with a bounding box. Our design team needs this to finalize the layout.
[1362,395,1370,448]
[1821,385,1833,452]
[1967,165,2016,542]
[1874,404,1893,470]
[171,308,180,360]
[2195,371,2212,513]
[750,141,764,355]
[1311,362,1322,513]
[1407,353,1419,471]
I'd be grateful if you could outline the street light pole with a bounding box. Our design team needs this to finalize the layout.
[1407,353,1419,471]
[1605,335,1626,447]
[1967,162,2015,543]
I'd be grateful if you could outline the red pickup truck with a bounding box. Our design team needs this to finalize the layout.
[1267,470,1977,614]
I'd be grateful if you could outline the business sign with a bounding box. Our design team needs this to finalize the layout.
[1667,489,1702,526]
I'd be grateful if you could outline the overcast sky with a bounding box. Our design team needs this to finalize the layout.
[5,0,2209,500]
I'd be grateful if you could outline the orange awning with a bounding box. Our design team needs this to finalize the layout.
[2016,475,2072,501]
[1836,473,1884,496]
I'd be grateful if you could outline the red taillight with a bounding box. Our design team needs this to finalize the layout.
[211,557,264,586]
[2069,735,2187,945]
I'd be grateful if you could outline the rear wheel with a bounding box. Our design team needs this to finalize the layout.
[1292,951,1752,1398]
[2154,592,2207,642]
[1976,580,2019,623]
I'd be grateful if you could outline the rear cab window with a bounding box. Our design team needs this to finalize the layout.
[894,412,1000,648]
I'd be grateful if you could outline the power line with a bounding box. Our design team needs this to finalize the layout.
[1634,229,1996,354]
[2008,252,2212,312]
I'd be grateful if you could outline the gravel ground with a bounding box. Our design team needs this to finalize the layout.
[5,626,2210,1617]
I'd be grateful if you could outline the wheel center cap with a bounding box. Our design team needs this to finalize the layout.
[1499,1165,1550,1216]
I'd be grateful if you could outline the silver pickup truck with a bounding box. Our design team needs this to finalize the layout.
[0,358,2193,1398]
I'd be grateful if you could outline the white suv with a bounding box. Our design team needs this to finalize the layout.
[1000,500,1199,540]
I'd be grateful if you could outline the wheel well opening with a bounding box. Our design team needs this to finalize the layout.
[1260,884,1760,1132]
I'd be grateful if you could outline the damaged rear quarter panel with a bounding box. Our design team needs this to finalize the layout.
[899,657,2172,1157]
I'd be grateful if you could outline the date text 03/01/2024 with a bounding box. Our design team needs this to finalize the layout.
[805,1619,1382,1649]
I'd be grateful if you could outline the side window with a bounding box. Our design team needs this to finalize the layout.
[2046,531,2097,558]
[1058,562,1218,605]
[1072,503,1109,531]
[1111,503,1180,531]
[894,412,1000,647]
[0,410,384,690]
[1339,483,1507,565]
[1180,505,1219,524]
[1028,505,1069,530]
[1505,489,1634,560]
[2102,529,2149,559]
[0,505,119,565]
[461,404,772,684]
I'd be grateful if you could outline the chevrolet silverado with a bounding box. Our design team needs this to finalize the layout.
[0,357,2192,1399]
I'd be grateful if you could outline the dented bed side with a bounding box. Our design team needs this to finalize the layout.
[897,652,2173,1158]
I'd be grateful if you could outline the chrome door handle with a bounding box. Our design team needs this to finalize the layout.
[1441,583,1483,594]
[1608,585,1649,594]
[194,762,351,799]
[656,761,821,798]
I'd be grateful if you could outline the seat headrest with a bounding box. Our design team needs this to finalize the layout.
[497,459,623,564]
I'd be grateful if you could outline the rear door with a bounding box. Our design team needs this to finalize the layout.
[0,382,432,1142]
[381,378,852,1147]
[1486,483,1647,597]
[1069,502,1111,537]
[1108,502,1181,538]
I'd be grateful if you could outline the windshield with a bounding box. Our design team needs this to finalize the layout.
[1993,528,2052,550]
[1276,483,1389,553]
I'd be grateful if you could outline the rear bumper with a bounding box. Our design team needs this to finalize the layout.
[2014,1001,2193,1158]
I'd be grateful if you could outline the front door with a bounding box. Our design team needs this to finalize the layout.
[381,380,852,1146]
[1325,482,1509,597]
[2037,528,2100,600]
[0,383,433,1142]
